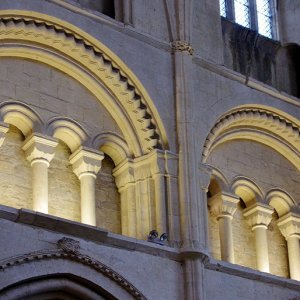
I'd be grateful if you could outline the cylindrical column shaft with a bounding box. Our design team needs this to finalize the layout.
[243,203,273,273]
[287,235,300,280]
[31,159,49,213]
[120,188,129,236]
[23,134,58,214]
[154,174,167,235]
[126,184,137,237]
[136,179,151,239]
[69,147,104,227]
[79,173,96,226]
[218,215,234,263]
[209,192,239,264]
[253,225,269,272]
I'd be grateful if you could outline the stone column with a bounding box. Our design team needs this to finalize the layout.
[113,159,137,237]
[149,150,168,236]
[165,151,179,244]
[70,147,104,226]
[208,192,239,263]
[277,212,300,280]
[243,203,274,272]
[22,134,58,213]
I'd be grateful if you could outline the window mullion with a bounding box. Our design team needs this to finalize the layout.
[270,0,278,40]
[250,0,258,31]
[227,0,235,21]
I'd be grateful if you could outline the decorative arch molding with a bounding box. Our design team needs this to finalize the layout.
[1,277,114,300]
[0,237,147,300]
[265,189,296,217]
[47,117,89,152]
[202,105,300,171]
[0,10,168,156]
[231,176,264,206]
[0,101,43,136]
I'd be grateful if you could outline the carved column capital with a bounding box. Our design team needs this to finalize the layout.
[208,192,240,219]
[171,40,194,55]
[277,212,300,239]
[243,203,274,230]
[22,134,58,166]
[69,146,104,179]
[112,158,135,190]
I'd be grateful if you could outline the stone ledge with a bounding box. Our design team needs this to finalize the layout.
[0,204,180,261]
[205,258,300,290]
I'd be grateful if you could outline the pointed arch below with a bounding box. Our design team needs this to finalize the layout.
[202,105,300,171]
[0,10,169,156]
[266,189,296,217]
[0,248,147,300]
[1,277,113,300]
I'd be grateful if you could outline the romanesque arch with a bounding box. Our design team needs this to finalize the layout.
[0,10,168,157]
[202,105,300,170]
[0,10,177,242]
[204,104,300,280]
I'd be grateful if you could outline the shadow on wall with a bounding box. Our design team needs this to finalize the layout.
[222,18,300,98]
[276,44,300,98]
[73,0,115,19]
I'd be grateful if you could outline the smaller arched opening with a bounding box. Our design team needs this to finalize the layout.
[92,132,130,235]
[0,101,43,137]
[0,102,44,211]
[0,124,32,210]
[266,189,296,278]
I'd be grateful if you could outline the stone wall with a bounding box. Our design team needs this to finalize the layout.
[0,210,184,300]
[0,126,31,209]
[95,155,121,234]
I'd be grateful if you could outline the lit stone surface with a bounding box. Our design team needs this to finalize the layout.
[0,0,299,298]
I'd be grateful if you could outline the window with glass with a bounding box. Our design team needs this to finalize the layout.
[219,0,276,39]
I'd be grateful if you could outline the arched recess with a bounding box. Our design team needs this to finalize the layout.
[92,132,127,234]
[0,101,43,137]
[93,132,130,165]
[231,176,264,207]
[0,10,168,157]
[202,105,300,171]
[266,189,296,217]
[47,117,89,153]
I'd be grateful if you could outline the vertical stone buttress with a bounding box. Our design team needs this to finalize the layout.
[167,0,207,298]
